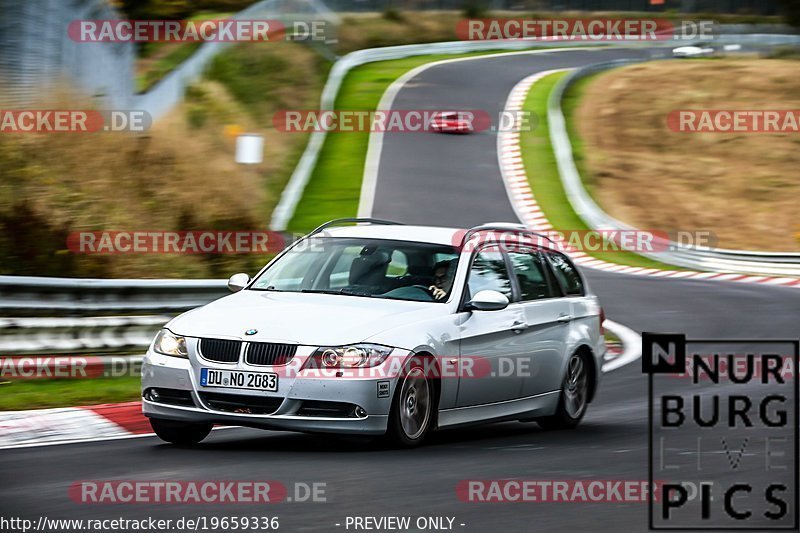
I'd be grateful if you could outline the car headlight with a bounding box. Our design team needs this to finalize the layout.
[305,344,393,369]
[153,329,188,358]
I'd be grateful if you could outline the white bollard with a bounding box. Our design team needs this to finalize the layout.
[235,134,264,164]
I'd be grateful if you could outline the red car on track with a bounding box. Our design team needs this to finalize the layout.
[429,111,475,134]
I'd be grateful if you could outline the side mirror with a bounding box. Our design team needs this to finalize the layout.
[466,290,509,311]
[227,273,250,293]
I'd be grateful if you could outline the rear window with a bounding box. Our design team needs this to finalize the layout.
[509,250,555,301]
[547,252,584,296]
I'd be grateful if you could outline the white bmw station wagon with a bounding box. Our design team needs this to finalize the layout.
[142,219,606,447]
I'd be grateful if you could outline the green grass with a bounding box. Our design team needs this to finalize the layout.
[519,72,679,270]
[562,75,594,193]
[604,330,620,344]
[0,376,141,411]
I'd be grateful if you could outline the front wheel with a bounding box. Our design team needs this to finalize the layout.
[386,363,434,447]
[149,418,212,445]
[537,352,590,430]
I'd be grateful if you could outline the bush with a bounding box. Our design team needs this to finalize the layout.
[780,0,800,27]
[382,8,405,23]
[768,45,800,59]
[462,1,488,19]
[116,0,256,20]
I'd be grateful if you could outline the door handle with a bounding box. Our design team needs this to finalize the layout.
[557,313,573,323]
[511,320,528,333]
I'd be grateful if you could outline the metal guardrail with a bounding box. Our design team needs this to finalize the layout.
[547,37,800,277]
[0,276,229,354]
[0,276,228,316]
[0,317,168,354]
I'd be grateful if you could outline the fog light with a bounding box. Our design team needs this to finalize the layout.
[149,388,160,401]
[354,406,367,418]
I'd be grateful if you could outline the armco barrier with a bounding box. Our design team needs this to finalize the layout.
[0,276,228,354]
[0,276,228,316]
[547,39,800,277]
[0,316,169,354]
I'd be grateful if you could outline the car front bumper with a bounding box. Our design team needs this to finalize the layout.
[141,344,408,436]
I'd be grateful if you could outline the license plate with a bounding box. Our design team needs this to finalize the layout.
[200,368,278,392]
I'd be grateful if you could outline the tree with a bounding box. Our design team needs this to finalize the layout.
[113,0,195,20]
[781,0,800,27]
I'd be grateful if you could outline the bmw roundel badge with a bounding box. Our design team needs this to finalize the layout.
[245,329,258,336]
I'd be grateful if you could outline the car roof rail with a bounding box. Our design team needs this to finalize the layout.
[308,218,404,237]
[461,223,556,248]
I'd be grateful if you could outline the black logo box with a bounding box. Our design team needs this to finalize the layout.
[644,333,799,531]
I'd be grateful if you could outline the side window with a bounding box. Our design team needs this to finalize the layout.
[548,252,584,296]
[467,247,513,299]
[386,250,408,277]
[509,250,554,301]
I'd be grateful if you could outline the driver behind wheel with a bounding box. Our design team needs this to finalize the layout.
[429,259,455,300]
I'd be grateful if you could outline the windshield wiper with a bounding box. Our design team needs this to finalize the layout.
[300,288,365,296]
[251,285,283,292]
[299,288,426,302]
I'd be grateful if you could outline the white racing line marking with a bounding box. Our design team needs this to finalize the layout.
[602,320,642,373]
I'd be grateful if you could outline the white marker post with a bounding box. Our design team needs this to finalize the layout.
[235,134,264,164]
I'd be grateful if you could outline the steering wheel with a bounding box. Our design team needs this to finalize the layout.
[407,285,437,301]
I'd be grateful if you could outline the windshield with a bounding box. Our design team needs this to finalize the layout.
[250,237,460,302]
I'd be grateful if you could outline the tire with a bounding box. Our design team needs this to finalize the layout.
[386,360,434,447]
[537,351,590,430]
[149,418,212,445]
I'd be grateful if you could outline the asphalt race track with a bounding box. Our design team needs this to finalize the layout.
[1,48,799,532]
